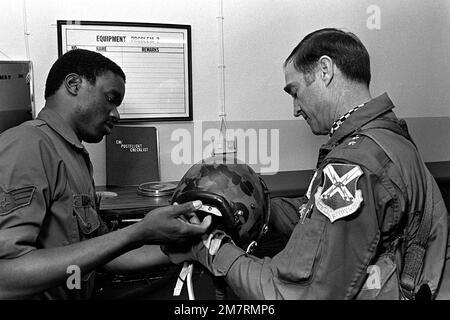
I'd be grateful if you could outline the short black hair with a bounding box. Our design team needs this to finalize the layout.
[44,49,126,99]
[284,28,371,86]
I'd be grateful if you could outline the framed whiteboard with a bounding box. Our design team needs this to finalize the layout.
[57,20,192,122]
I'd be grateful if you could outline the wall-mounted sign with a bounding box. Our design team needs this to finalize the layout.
[58,20,192,122]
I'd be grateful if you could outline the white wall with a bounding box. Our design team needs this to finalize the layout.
[223,0,450,119]
[1,0,449,184]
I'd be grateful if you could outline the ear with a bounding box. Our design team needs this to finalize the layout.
[64,73,82,96]
[317,55,334,86]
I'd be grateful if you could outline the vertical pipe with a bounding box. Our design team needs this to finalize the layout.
[22,0,31,61]
[217,0,226,118]
[22,0,35,117]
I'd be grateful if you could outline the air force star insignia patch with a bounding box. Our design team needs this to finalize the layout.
[314,163,363,223]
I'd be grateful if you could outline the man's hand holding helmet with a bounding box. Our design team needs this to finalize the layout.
[130,200,212,245]
[161,229,243,276]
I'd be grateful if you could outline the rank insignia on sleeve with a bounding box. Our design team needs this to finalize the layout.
[0,186,36,216]
[314,163,363,223]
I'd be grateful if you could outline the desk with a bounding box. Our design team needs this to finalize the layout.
[98,186,172,221]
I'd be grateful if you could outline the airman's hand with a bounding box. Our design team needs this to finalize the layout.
[132,200,212,245]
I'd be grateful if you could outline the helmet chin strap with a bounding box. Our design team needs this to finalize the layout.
[246,240,258,253]
[186,263,195,300]
[173,262,195,300]
[174,228,234,300]
[173,241,259,300]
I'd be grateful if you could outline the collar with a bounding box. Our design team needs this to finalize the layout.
[316,93,395,167]
[36,107,86,151]
[328,92,395,145]
[329,103,365,137]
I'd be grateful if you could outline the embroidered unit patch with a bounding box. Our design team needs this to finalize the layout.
[314,163,363,223]
[0,186,36,216]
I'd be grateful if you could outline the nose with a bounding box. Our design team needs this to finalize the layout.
[293,103,302,117]
[110,107,120,122]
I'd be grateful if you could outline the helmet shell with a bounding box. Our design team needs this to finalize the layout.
[172,156,270,250]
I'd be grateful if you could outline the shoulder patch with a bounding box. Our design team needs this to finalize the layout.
[314,163,363,223]
[0,186,36,216]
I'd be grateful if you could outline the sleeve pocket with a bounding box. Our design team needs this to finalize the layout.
[274,218,325,282]
[73,206,100,237]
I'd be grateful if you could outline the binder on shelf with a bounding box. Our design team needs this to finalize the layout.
[106,125,160,187]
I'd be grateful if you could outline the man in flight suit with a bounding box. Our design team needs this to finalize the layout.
[164,28,448,299]
[0,49,211,299]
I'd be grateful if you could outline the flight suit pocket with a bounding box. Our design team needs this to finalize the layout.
[356,255,400,300]
[275,218,325,282]
[73,194,100,237]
